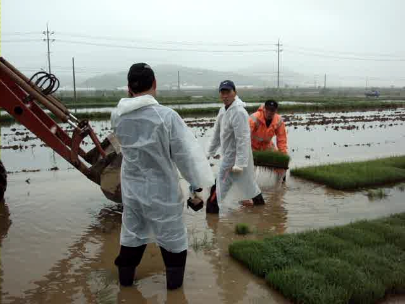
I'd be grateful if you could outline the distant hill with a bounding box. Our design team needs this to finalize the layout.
[237,63,311,87]
[80,64,272,89]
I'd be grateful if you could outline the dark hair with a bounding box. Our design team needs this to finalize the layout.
[264,99,278,110]
[127,63,155,94]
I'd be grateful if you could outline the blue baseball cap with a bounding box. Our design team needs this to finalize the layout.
[219,80,236,92]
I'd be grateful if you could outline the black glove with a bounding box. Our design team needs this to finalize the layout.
[187,187,203,211]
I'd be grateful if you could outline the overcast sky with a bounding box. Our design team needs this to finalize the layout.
[1,0,405,87]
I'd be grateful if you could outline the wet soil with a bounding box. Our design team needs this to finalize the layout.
[1,108,405,303]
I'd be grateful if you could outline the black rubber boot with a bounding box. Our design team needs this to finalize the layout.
[114,244,147,287]
[206,183,219,214]
[166,267,185,290]
[252,193,265,205]
[206,200,219,214]
[117,266,136,287]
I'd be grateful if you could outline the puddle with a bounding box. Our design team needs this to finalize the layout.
[0,101,320,117]
[1,107,405,303]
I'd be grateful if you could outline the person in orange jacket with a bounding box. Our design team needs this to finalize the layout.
[249,99,288,154]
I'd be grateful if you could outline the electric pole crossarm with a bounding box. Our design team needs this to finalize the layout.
[43,23,55,74]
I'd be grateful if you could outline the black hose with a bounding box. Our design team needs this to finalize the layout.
[29,71,60,95]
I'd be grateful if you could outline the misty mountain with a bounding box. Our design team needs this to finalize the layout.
[79,64,273,89]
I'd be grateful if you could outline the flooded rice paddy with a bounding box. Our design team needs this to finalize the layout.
[1,107,405,303]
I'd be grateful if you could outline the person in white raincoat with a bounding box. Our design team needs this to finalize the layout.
[111,63,214,289]
[207,80,263,209]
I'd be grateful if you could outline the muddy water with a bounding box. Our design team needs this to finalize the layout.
[58,101,315,113]
[1,108,405,303]
[1,109,404,172]
[0,101,316,116]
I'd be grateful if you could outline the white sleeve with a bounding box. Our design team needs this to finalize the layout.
[207,112,221,157]
[110,110,117,133]
[231,109,251,168]
[169,112,215,188]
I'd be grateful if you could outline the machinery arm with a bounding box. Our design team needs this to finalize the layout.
[0,57,121,202]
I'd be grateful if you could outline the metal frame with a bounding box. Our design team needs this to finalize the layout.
[0,57,106,184]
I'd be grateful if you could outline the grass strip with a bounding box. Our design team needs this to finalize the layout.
[291,156,405,190]
[253,150,291,169]
[229,213,405,304]
[235,223,251,235]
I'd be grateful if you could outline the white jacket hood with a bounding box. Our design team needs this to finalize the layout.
[115,94,159,116]
[219,95,246,114]
[234,95,246,107]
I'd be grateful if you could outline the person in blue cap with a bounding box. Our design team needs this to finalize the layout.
[206,80,264,211]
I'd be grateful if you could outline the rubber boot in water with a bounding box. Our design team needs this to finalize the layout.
[115,255,136,287]
[206,183,219,214]
[117,266,136,287]
[252,193,265,205]
[166,267,185,290]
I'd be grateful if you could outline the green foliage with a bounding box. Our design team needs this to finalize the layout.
[291,156,405,190]
[229,213,405,304]
[367,189,389,200]
[235,223,251,235]
[253,150,290,169]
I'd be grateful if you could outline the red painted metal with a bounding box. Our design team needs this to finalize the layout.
[0,57,108,184]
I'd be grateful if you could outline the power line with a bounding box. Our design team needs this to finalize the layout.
[3,29,405,60]
[58,31,278,47]
[284,44,405,59]
[1,39,42,43]
[284,48,405,62]
[3,33,405,61]
[55,39,405,61]
[1,31,41,36]
[56,39,278,53]
[58,32,405,59]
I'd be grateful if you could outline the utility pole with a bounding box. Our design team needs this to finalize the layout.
[43,23,55,74]
[177,70,180,91]
[276,39,283,89]
[366,77,369,90]
[324,74,327,90]
[72,57,77,114]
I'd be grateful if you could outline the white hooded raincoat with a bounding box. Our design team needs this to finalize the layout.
[111,95,214,253]
[207,96,261,205]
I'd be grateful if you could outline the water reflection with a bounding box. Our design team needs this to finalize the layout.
[2,201,192,304]
[0,200,12,301]
[0,201,11,242]
[203,175,289,304]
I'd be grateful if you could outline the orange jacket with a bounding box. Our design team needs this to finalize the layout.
[249,106,288,153]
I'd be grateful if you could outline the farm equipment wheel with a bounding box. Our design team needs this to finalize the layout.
[0,160,7,202]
